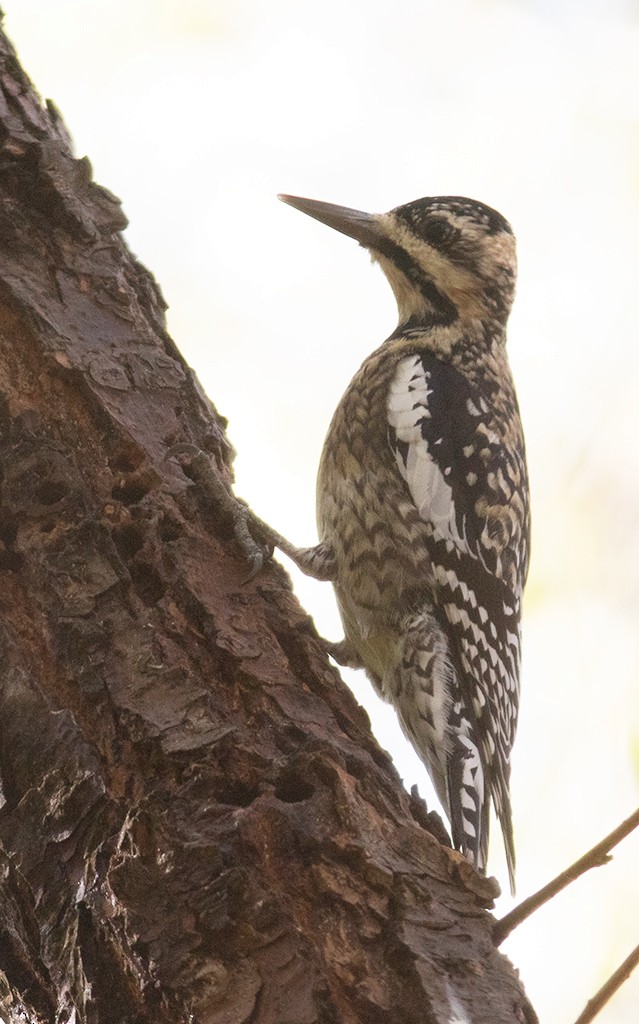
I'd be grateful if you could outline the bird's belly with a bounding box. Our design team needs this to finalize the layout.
[334,589,400,693]
[319,469,433,592]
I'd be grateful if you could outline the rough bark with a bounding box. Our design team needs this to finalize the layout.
[0,21,537,1024]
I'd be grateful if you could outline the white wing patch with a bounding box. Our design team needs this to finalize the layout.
[388,354,470,553]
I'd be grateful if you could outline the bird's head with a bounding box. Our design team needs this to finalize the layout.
[279,193,516,331]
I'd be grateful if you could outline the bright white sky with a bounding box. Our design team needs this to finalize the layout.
[5,2,639,1021]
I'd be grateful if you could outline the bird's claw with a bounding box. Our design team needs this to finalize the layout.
[233,503,275,582]
[241,548,269,584]
[166,443,274,581]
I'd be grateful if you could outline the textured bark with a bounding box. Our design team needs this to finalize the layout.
[0,22,537,1024]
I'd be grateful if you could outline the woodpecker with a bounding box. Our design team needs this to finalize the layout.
[243,193,530,892]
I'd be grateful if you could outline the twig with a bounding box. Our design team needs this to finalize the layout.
[493,806,639,945]
[572,942,639,1024]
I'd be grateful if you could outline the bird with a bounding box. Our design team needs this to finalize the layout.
[245,192,530,893]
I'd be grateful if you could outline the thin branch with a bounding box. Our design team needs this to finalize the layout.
[572,942,639,1024]
[493,806,639,945]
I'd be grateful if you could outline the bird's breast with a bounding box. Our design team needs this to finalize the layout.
[316,355,435,619]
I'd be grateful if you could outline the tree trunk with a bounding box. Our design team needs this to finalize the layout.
[0,24,537,1024]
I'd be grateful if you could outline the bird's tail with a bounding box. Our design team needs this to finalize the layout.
[447,734,490,875]
[491,772,516,895]
[448,738,517,895]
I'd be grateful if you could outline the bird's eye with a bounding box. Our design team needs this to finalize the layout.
[423,217,457,247]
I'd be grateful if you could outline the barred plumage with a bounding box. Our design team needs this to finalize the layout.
[271,193,530,892]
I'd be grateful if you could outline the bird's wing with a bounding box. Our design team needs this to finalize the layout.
[387,351,528,586]
[387,350,529,876]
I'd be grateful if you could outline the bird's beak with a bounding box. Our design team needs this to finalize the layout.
[278,194,385,249]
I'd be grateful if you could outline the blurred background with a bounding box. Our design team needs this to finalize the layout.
[5,1,638,1020]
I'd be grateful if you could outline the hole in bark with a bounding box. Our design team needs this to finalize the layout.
[128,562,166,605]
[110,452,139,473]
[217,780,259,808]
[35,479,70,505]
[115,481,147,504]
[112,523,145,560]
[111,475,153,505]
[158,514,183,542]
[275,771,314,804]
[276,724,308,754]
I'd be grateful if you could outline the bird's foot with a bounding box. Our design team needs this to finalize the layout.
[167,444,275,581]
[323,637,365,669]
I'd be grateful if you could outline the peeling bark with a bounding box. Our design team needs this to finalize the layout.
[0,22,537,1024]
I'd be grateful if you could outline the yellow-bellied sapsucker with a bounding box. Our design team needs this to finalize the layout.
[247,193,530,892]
